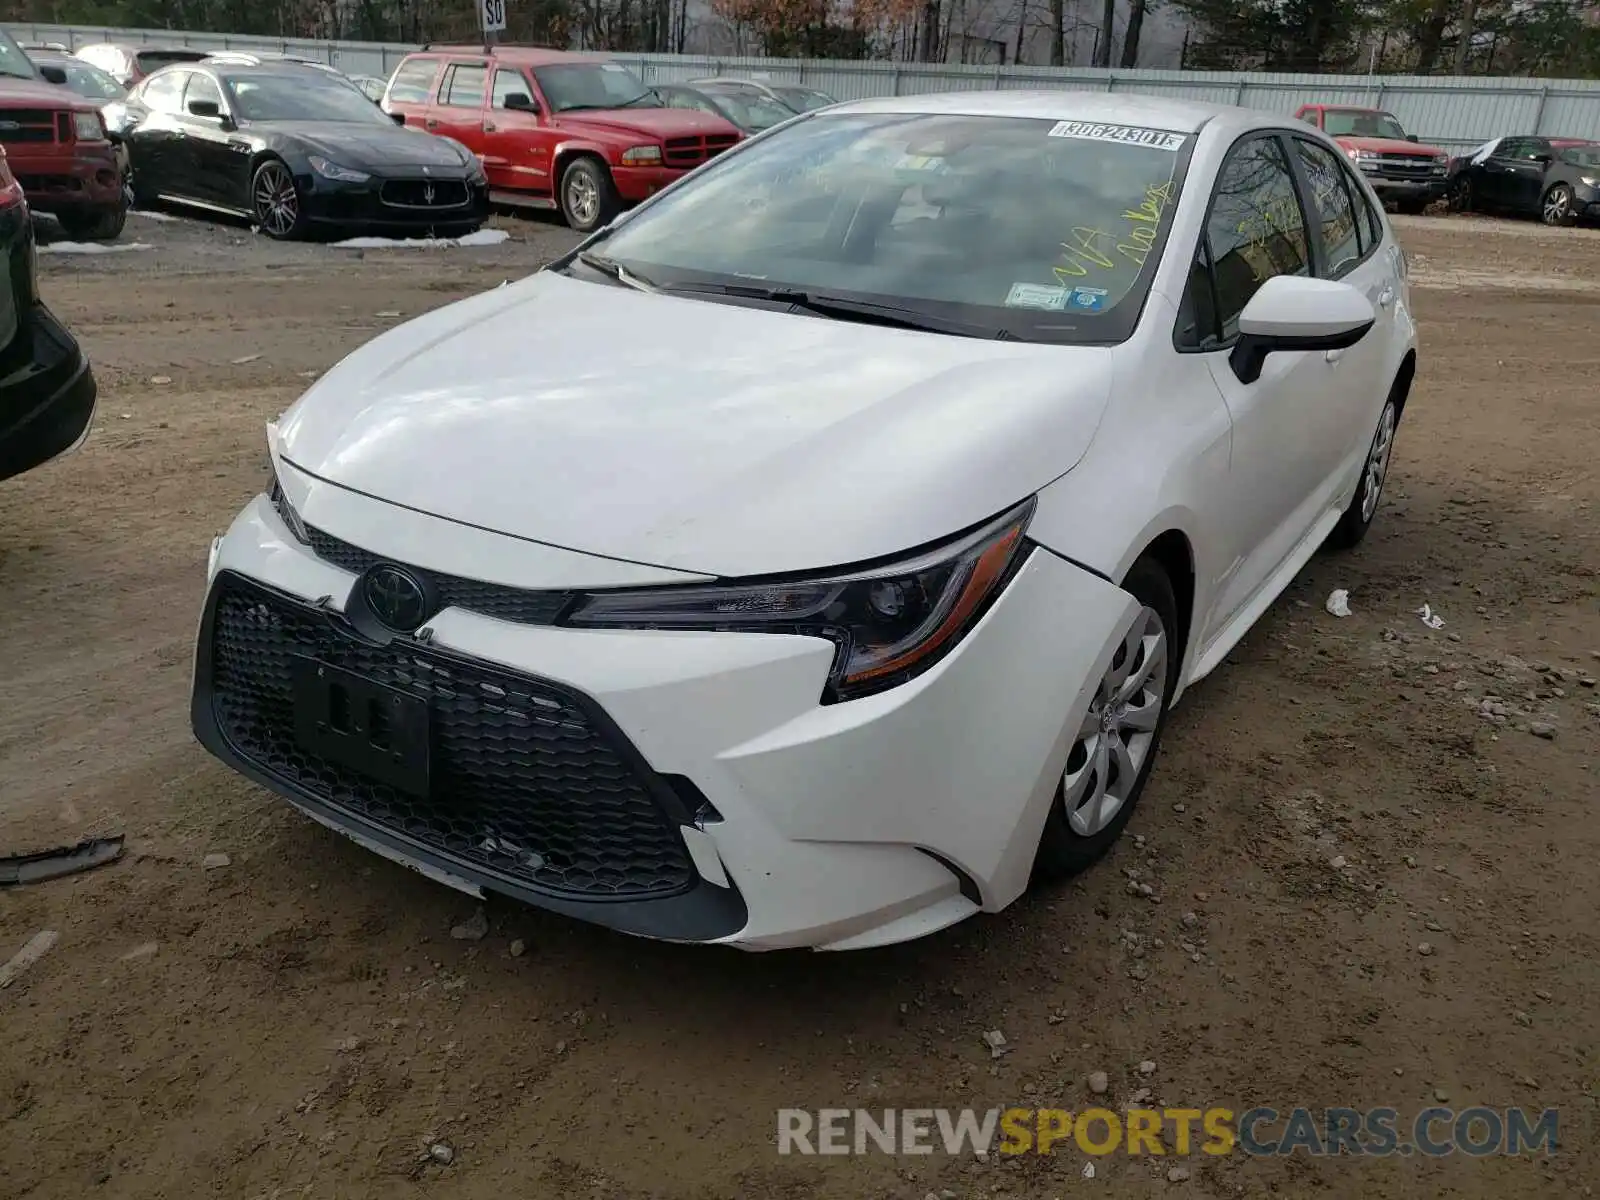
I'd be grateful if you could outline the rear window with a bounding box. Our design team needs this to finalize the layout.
[136,49,208,71]
[591,111,1193,344]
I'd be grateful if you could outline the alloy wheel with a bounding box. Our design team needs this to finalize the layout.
[1543,187,1572,226]
[565,171,599,227]
[1361,402,1396,522]
[1063,606,1168,838]
[254,162,298,237]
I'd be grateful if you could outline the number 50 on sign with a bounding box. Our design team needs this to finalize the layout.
[481,0,507,33]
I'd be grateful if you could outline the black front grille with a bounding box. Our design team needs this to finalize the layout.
[302,524,573,626]
[207,574,697,899]
[1372,154,1438,179]
[380,178,470,208]
[0,110,60,144]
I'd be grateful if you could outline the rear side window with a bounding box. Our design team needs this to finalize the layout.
[140,70,186,115]
[1293,138,1363,277]
[388,58,440,104]
[1205,135,1310,339]
[441,64,487,108]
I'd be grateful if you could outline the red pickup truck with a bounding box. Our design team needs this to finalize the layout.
[382,46,743,233]
[0,31,125,239]
[1295,104,1451,214]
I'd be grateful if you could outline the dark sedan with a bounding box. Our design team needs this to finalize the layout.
[1447,134,1600,225]
[0,146,98,484]
[653,83,796,135]
[113,62,489,240]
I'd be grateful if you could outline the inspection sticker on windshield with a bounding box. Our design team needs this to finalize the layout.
[1046,121,1186,152]
[1006,282,1072,311]
[1067,286,1109,311]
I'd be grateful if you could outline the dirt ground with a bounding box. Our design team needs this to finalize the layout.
[1,207,1597,1200]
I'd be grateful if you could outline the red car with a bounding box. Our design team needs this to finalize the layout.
[1295,104,1451,214]
[382,46,743,232]
[72,42,209,88]
[0,31,125,239]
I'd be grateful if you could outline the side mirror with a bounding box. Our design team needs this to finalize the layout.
[504,92,536,112]
[188,99,221,118]
[1405,133,1419,142]
[38,65,67,85]
[390,110,405,125]
[1230,276,1376,385]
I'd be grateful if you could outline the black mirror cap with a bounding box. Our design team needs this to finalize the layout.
[1229,319,1376,386]
[187,99,220,118]
[1405,133,1419,142]
[38,65,67,85]
[390,110,405,125]
[504,92,535,112]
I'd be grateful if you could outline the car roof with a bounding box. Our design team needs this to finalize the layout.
[823,90,1262,134]
[414,45,611,67]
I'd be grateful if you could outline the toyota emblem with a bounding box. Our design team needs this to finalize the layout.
[361,564,431,632]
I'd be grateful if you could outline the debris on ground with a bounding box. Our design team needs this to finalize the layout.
[1325,589,1352,617]
[1417,603,1446,629]
[202,852,231,870]
[0,930,59,988]
[1087,1070,1109,1095]
[0,835,124,887]
[427,1142,455,1165]
[450,908,489,941]
[982,1029,1010,1058]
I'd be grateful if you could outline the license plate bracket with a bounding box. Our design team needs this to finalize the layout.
[291,656,431,796]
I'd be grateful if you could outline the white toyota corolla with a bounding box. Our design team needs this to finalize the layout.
[193,91,1416,951]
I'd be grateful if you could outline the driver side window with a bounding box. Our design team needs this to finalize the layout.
[141,70,186,115]
[183,72,223,113]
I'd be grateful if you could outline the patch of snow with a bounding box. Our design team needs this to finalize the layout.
[329,228,510,250]
[129,209,179,222]
[39,241,154,255]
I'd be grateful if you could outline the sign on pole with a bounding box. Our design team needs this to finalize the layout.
[481,0,508,36]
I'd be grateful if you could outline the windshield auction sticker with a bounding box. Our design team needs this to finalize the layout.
[1046,121,1186,152]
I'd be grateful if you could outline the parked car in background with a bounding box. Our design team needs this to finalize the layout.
[1295,104,1449,214]
[0,144,98,484]
[687,76,835,113]
[0,30,126,239]
[74,42,209,88]
[117,62,488,240]
[1447,135,1600,225]
[383,46,742,232]
[654,81,797,134]
[193,92,1415,951]
[26,50,127,104]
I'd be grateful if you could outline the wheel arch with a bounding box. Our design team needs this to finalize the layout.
[1125,529,1196,687]
[1390,348,1417,419]
[552,143,612,191]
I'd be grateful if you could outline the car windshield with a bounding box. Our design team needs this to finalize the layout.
[0,29,37,80]
[531,62,658,112]
[586,111,1190,343]
[705,88,793,130]
[49,59,127,100]
[1322,109,1408,140]
[224,73,393,123]
[776,87,833,112]
[1560,145,1600,167]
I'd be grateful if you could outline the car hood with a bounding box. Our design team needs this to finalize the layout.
[556,106,738,141]
[257,120,470,170]
[1337,135,1445,156]
[275,272,1116,578]
[0,76,97,111]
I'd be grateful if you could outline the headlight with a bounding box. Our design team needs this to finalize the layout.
[308,155,370,183]
[1583,175,1599,188]
[72,111,105,141]
[621,145,662,166]
[267,463,311,544]
[1432,153,1448,164]
[561,500,1035,702]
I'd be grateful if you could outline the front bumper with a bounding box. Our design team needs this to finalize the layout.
[299,174,490,235]
[1358,173,1448,201]
[191,482,1137,951]
[0,304,96,483]
[8,142,123,217]
[611,164,704,203]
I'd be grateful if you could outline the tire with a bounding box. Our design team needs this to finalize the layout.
[1326,394,1399,551]
[1447,176,1473,214]
[558,156,619,234]
[1033,556,1181,882]
[1542,184,1576,227]
[56,205,126,241]
[251,158,306,241]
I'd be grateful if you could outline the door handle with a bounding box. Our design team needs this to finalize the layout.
[424,118,439,129]
[1325,349,1345,365]
[1377,286,1395,308]
[484,121,496,132]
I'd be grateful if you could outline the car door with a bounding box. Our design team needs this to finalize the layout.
[123,69,190,199]
[1289,135,1396,475]
[427,60,488,147]
[1506,137,1554,215]
[1480,137,1544,211]
[482,67,552,197]
[180,71,252,210]
[1179,132,1351,632]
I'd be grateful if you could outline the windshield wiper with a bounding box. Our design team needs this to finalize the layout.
[617,92,658,108]
[662,282,1012,340]
[571,252,657,292]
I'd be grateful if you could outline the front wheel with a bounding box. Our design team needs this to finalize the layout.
[1033,557,1180,882]
[558,157,619,234]
[57,205,126,241]
[1326,397,1398,551]
[252,159,305,241]
[1448,176,1473,214]
[1542,184,1576,227]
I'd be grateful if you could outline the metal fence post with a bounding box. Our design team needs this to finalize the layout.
[1533,85,1550,133]
[892,67,901,96]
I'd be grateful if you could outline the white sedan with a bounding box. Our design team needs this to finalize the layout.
[193,91,1416,951]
